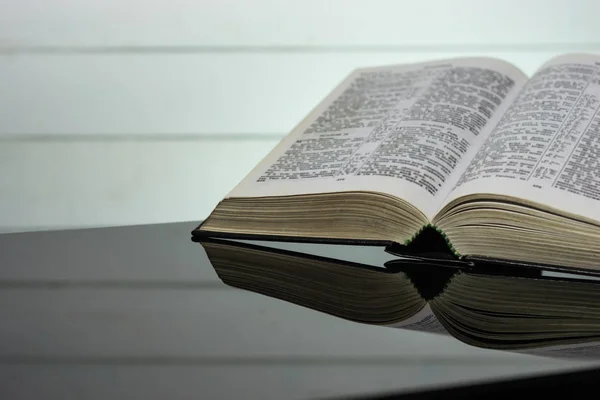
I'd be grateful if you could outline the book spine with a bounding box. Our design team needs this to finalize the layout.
[405,224,461,257]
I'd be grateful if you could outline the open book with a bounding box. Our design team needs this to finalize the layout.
[198,237,600,359]
[196,54,600,271]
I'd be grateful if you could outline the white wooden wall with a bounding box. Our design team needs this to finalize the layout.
[1,0,600,232]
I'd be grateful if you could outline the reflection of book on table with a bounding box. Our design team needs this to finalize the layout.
[196,54,600,272]
[198,237,600,359]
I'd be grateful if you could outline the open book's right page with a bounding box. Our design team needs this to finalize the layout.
[441,54,600,223]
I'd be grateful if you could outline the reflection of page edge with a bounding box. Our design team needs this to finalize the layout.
[201,237,428,326]
[200,236,600,356]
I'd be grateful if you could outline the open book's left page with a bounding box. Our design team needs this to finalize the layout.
[227,57,526,218]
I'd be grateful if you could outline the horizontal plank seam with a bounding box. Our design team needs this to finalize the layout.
[1,43,600,54]
[0,355,561,366]
[0,222,203,234]
[0,133,285,142]
[0,280,226,290]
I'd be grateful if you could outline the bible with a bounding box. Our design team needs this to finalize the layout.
[195,54,600,272]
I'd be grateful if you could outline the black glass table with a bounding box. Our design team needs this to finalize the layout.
[0,221,598,399]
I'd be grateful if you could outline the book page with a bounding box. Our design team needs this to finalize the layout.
[228,57,525,218]
[444,54,600,223]
[388,304,448,335]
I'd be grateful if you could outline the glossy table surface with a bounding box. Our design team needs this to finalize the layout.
[0,221,597,399]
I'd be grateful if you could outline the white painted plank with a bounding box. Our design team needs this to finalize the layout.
[0,364,584,400]
[0,287,586,363]
[1,0,599,47]
[0,139,279,233]
[0,52,581,136]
